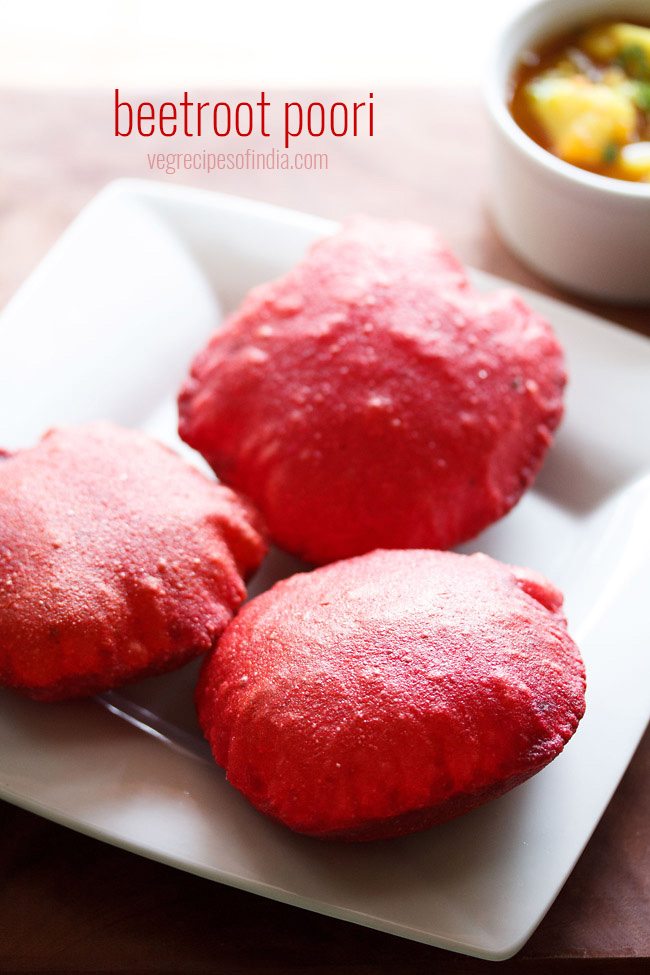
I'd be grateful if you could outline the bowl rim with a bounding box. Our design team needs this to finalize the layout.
[484,0,650,200]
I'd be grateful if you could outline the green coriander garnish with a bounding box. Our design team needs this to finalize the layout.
[633,81,650,112]
[602,142,618,164]
[616,44,650,81]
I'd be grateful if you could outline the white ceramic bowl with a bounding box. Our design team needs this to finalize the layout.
[486,0,650,304]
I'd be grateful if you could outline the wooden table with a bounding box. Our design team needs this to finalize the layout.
[0,89,648,973]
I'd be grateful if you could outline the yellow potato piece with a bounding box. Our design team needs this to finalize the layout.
[526,75,637,165]
[580,23,650,73]
[619,141,650,179]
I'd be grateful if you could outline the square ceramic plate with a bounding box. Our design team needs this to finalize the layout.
[0,180,648,961]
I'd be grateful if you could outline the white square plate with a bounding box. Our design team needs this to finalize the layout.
[0,180,648,961]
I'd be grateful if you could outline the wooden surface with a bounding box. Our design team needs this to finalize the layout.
[0,89,648,973]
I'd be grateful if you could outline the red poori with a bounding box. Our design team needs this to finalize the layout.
[197,549,586,841]
[179,216,566,564]
[0,422,265,701]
